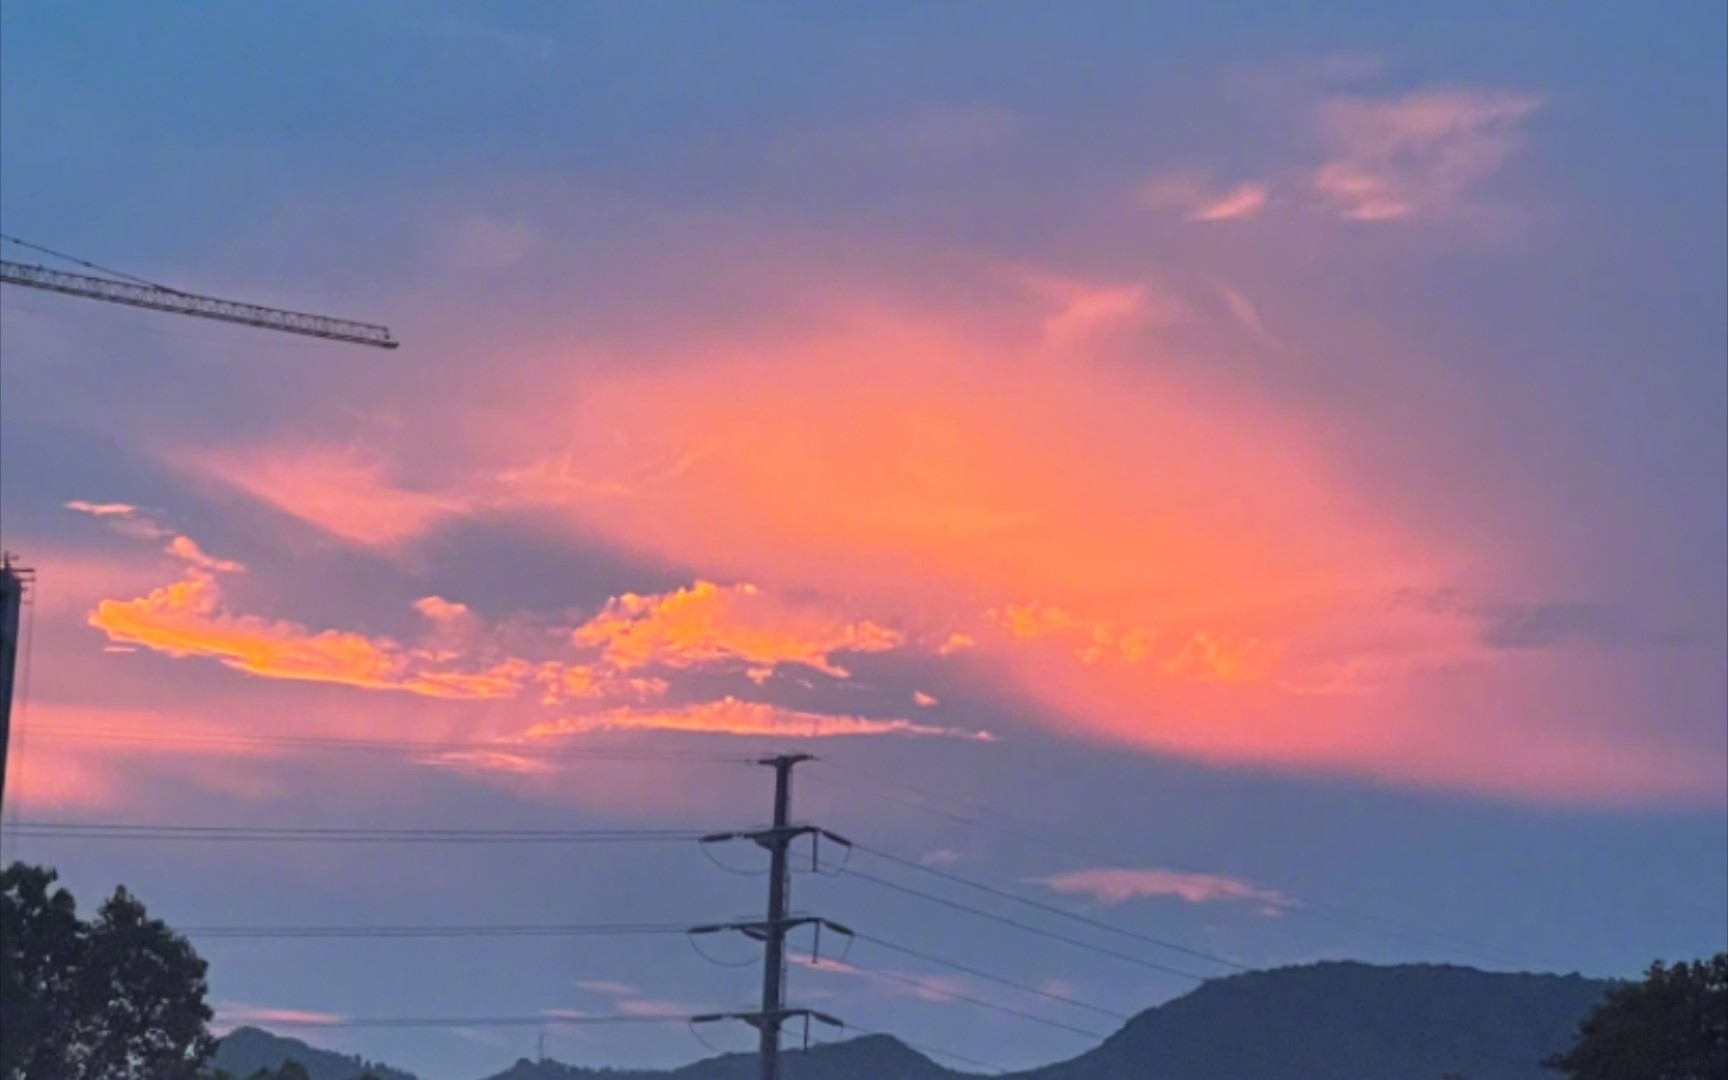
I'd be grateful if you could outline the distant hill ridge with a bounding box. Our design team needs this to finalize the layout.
[214,1026,420,1080]
[216,961,1612,1080]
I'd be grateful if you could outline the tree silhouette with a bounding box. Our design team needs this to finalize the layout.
[1547,953,1727,1079]
[1,862,215,1080]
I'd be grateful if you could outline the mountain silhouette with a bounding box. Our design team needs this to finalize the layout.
[213,1026,421,1080]
[217,961,1611,1080]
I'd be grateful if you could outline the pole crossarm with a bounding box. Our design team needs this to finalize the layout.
[0,259,399,349]
[701,825,852,853]
[689,916,855,946]
[690,1008,843,1035]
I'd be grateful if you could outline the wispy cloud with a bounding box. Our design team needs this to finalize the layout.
[1035,867,1294,909]
[65,500,141,518]
[1312,89,1540,221]
[1142,172,1270,223]
[570,979,705,1019]
[64,500,171,540]
[793,954,974,1003]
[1189,182,1270,222]
[173,444,472,548]
[212,1002,345,1034]
[526,698,992,741]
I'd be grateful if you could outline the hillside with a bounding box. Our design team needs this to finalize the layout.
[1023,961,1611,1080]
[218,961,1611,1080]
[212,1027,420,1080]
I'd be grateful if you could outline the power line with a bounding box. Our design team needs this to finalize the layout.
[813,760,1548,969]
[183,922,698,939]
[2,822,707,845]
[849,839,1248,973]
[840,866,1209,982]
[246,1014,694,1030]
[825,958,1111,1041]
[183,916,1134,1027]
[851,931,1133,1023]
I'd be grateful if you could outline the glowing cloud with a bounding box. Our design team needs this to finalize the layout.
[1037,867,1294,909]
[64,500,142,517]
[88,537,531,699]
[570,580,903,681]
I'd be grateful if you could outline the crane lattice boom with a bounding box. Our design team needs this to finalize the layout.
[0,259,398,349]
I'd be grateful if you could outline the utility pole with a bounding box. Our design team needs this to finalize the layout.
[0,554,32,830]
[758,753,800,1079]
[690,754,852,1080]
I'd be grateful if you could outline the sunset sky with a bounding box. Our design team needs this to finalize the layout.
[1,2,1724,1076]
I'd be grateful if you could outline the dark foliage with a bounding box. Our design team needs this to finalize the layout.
[1,862,215,1080]
[1546,953,1728,1080]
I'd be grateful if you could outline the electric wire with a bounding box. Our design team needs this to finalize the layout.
[851,931,1133,1022]
[849,839,1249,972]
[813,759,1549,969]
[2,822,708,845]
[824,959,1110,1041]
[839,866,1209,982]
[183,922,696,940]
[248,1014,695,1030]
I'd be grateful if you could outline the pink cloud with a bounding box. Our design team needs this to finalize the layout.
[239,261,1721,806]
[1036,867,1294,908]
[1188,182,1270,222]
[63,500,142,518]
[1142,172,1270,223]
[213,1003,345,1034]
[173,444,472,548]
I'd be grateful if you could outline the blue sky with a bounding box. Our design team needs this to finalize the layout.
[2,3,1724,1076]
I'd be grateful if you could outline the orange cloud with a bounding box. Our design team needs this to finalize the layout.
[524,698,991,741]
[119,252,1718,805]
[89,537,531,699]
[1161,632,1284,683]
[1036,867,1293,909]
[570,580,903,680]
[432,284,1722,805]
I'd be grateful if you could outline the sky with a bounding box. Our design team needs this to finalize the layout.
[1,1,1725,1076]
